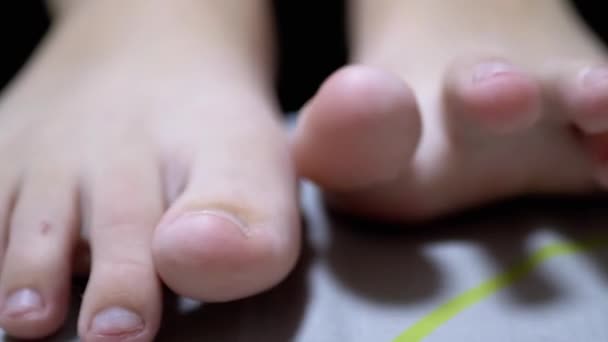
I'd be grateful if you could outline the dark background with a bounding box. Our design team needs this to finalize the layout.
[0,1,605,112]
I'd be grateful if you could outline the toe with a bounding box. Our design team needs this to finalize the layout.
[78,156,163,341]
[551,66,608,134]
[557,65,608,134]
[0,171,18,271]
[444,58,542,134]
[153,122,300,302]
[292,65,421,191]
[0,167,78,339]
[550,64,608,188]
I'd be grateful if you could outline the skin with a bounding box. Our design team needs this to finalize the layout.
[0,1,300,340]
[293,0,608,221]
[2,0,608,340]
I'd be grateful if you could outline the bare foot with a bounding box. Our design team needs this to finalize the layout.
[294,0,608,221]
[0,1,299,340]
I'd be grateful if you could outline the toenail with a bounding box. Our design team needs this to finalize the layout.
[581,67,608,88]
[472,61,518,83]
[3,288,43,317]
[91,307,144,337]
[170,210,250,237]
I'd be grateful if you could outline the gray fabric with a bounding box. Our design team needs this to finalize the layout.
[2,183,607,341]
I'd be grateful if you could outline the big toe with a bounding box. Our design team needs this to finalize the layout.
[153,122,301,302]
[292,65,422,192]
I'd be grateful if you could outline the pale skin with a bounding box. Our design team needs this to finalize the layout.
[294,0,608,220]
[0,1,300,340]
[1,0,607,341]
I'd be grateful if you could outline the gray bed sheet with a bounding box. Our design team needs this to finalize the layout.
[2,182,607,342]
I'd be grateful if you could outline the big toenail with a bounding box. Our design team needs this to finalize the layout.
[473,61,517,83]
[91,307,144,336]
[581,67,608,88]
[3,288,43,317]
[171,210,250,237]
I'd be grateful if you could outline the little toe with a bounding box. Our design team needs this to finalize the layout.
[0,167,78,339]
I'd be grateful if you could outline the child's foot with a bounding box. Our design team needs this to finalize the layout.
[0,1,299,340]
[293,0,608,221]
